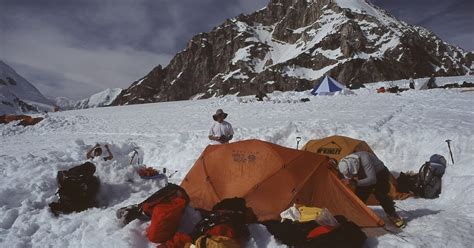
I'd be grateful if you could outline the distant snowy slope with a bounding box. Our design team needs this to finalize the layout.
[0,60,55,114]
[54,97,77,110]
[75,88,122,109]
[55,88,123,110]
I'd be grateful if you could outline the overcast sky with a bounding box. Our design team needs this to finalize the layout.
[1,0,472,100]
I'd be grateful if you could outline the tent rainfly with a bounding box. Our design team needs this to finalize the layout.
[302,135,412,205]
[181,139,385,228]
[311,75,345,95]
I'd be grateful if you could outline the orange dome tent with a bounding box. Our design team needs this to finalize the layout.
[181,139,384,228]
[302,135,412,205]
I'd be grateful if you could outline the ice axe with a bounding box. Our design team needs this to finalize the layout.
[162,168,178,178]
[129,149,140,165]
[168,170,178,178]
[445,139,454,164]
[296,137,302,150]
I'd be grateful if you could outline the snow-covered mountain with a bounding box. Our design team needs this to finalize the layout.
[55,88,123,110]
[75,88,122,109]
[0,60,55,115]
[54,97,78,111]
[113,0,473,106]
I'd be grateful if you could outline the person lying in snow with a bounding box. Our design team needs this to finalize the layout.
[86,143,114,161]
[338,151,406,228]
[208,109,234,144]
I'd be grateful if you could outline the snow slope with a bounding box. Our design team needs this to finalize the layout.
[74,88,123,109]
[1,79,473,247]
[0,61,55,114]
[55,88,123,110]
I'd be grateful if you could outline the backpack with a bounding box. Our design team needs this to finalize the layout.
[49,162,100,215]
[304,219,367,248]
[193,210,248,241]
[416,154,447,199]
[147,197,187,243]
[193,198,252,242]
[195,235,240,248]
[116,183,189,225]
[396,172,419,193]
[141,183,190,216]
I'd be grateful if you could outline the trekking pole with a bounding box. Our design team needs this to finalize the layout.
[383,227,411,243]
[130,149,139,165]
[445,140,454,164]
[296,137,302,150]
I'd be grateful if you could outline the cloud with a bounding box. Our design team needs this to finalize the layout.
[1,0,269,99]
[3,23,172,99]
[1,0,174,100]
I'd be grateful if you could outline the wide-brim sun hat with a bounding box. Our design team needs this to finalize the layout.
[213,109,228,121]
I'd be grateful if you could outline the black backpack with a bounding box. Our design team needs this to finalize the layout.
[50,162,100,215]
[416,155,447,199]
[396,172,419,194]
[304,216,367,248]
[192,198,252,241]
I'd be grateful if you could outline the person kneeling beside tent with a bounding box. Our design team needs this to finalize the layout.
[338,151,406,228]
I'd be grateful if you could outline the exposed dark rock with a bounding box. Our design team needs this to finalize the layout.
[113,0,472,106]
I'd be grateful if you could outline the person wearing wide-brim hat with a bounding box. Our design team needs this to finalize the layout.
[208,109,234,144]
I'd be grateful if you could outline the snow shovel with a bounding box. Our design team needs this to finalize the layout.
[296,137,302,150]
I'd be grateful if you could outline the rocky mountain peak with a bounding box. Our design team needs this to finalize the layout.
[1,60,55,114]
[112,0,473,106]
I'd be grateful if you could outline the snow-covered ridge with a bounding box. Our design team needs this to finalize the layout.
[232,0,470,82]
[0,60,55,114]
[56,88,123,110]
[75,88,123,109]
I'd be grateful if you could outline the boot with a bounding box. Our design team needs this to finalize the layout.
[388,213,406,229]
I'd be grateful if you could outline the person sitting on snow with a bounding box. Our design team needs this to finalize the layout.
[208,109,234,144]
[86,143,114,161]
[338,151,405,228]
[427,74,437,89]
[408,73,416,89]
[255,90,269,101]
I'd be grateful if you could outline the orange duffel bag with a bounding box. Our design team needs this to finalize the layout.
[147,197,187,243]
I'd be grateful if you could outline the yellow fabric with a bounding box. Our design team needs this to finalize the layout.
[302,135,374,162]
[298,206,323,222]
[194,235,240,248]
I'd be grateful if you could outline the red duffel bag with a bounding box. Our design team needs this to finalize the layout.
[147,197,187,243]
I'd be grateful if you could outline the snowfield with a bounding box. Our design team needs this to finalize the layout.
[1,80,474,247]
